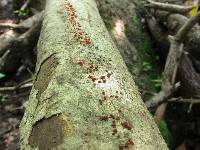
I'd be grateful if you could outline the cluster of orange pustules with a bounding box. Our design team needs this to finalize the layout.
[64,1,92,46]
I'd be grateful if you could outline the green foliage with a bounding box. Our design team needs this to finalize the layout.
[159,119,173,146]
[13,0,30,17]
[142,62,152,72]
[14,8,29,17]
[0,73,5,79]
[124,14,163,101]
[137,34,162,91]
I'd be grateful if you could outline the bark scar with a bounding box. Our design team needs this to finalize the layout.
[34,53,59,100]
[29,113,73,150]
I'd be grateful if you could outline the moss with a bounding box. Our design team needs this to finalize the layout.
[126,15,161,101]
[159,119,173,147]
[98,7,113,31]
[102,16,113,31]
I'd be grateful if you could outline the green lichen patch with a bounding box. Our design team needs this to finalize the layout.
[34,54,59,100]
[29,114,73,150]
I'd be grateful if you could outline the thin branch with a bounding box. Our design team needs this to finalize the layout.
[146,8,200,108]
[0,79,32,92]
[0,23,19,29]
[20,0,31,12]
[145,82,180,108]
[139,89,155,96]
[0,12,43,58]
[168,97,200,103]
[175,11,200,42]
[146,0,195,14]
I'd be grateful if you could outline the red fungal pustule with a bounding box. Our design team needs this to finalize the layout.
[112,128,118,135]
[99,116,109,122]
[118,108,125,117]
[87,65,98,73]
[88,75,96,82]
[100,76,106,80]
[106,71,113,78]
[77,61,84,67]
[88,68,93,73]
[111,120,116,128]
[65,1,92,47]
[121,121,132,131]
[118,139,134,150]
[125,138,134,147]
[110,114,115,119]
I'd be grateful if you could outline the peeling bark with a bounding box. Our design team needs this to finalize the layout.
[20,0,168,149]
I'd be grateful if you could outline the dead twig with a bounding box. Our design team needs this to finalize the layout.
[0,12,43,56]
[0,79,32,92]
[0,23,20,29]
[146,11,200,108]
[20,0,31,12]
[146,11,200,125]
[168,97,200,114]
[168,97,200,103]
[146,0,196,14]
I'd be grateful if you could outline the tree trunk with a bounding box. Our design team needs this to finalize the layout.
[96,0,160,101]
[20,0,168,149]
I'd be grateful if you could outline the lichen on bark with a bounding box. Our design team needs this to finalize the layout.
[20,0,168,149]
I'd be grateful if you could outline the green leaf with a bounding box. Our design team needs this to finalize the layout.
[0,73,5,79]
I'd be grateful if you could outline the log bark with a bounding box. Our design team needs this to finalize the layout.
[20,0,168,149]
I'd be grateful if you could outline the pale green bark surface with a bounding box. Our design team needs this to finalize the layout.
[20,0,168,149]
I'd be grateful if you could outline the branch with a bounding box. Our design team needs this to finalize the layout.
[0,78,32,92]
[168,97,200,103]
[146,0,195,14]
[0,23,20,29]
[146,9,200,108]
[20,0,31,12]
[0,12,43,56]
[175,11,200,42]
[145,82,180,108]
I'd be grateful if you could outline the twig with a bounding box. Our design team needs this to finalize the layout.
[0,23,19,29]
[146,0,196,14]
[0,79,32,92]
[0,12,43,57]
[20,0,31,12]
[146,10,200,108]
[175,11,200,41]
[0,50,10,69]
[168,97,200,103]
[139,89,155,96]
[145,82,180,108]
